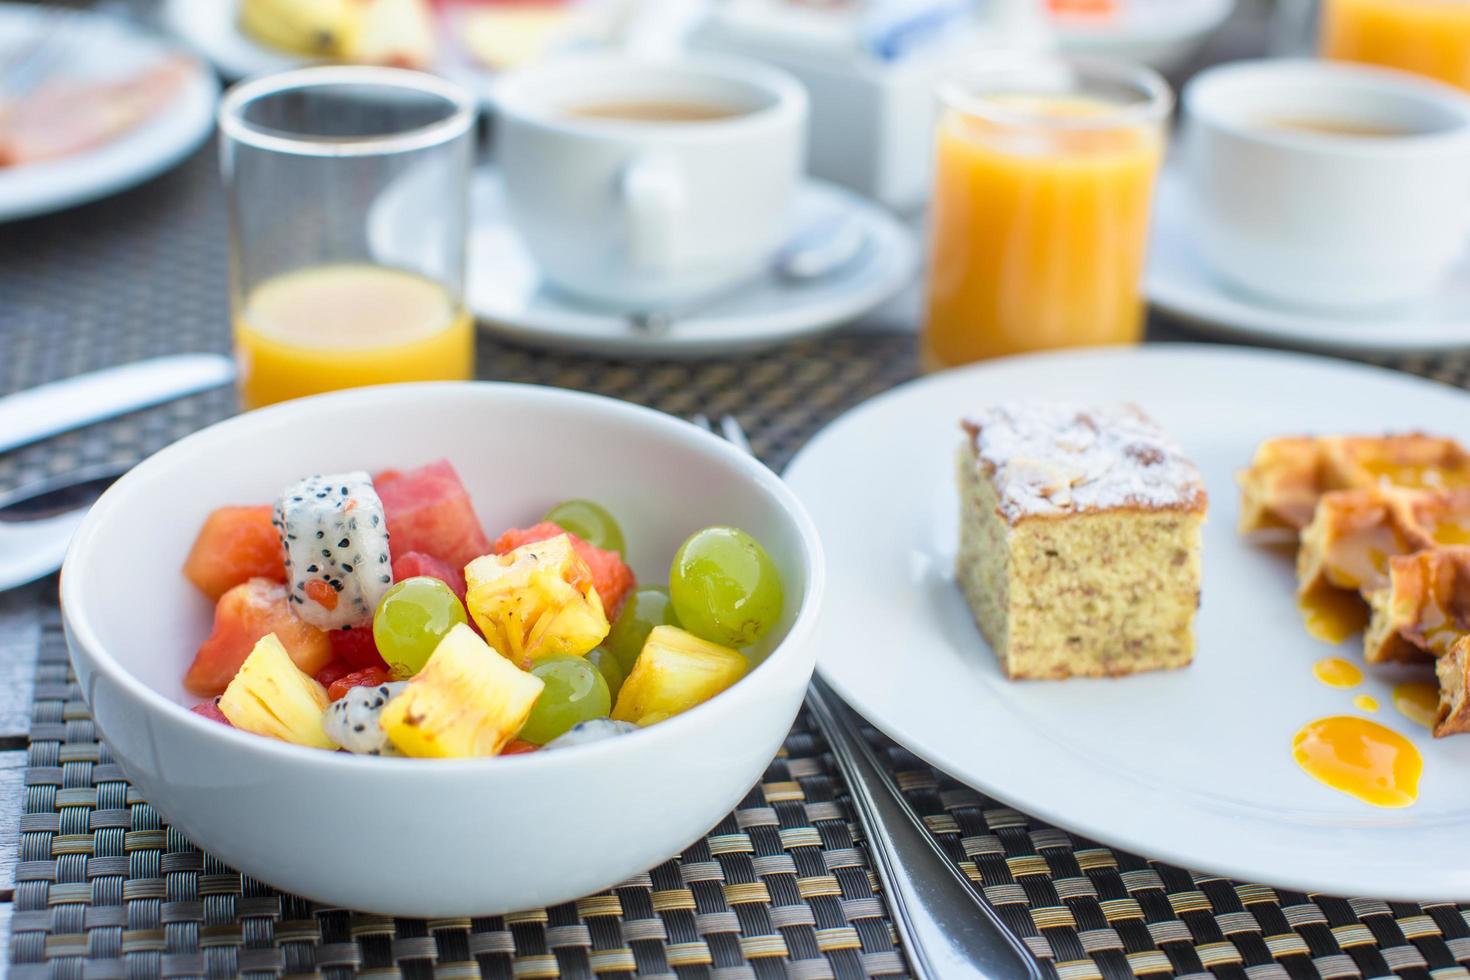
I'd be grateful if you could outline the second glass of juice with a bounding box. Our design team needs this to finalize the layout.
[219,66,476,409]
[922,56,1171,369]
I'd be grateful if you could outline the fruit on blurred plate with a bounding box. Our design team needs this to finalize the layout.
[376,460,491,570]
[380,623,545,757]
[183,505,286,600]
[184,578,332,696]
[238,0,435,67]
[218,633,336,748]
[493,520,635,618]
[459,3,569,70]
[465,534,610,667]
[611,625,746,727]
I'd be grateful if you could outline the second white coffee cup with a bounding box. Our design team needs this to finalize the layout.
[494,55,808,311]
[1183,59,1470,312]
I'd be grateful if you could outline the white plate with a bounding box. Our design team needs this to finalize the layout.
[159,0,501,106]
[1053,0,1235,71]
[369,169,918,359]
[786,344,1470,902]
[0,5,218,223]
[1148,166,1470,354]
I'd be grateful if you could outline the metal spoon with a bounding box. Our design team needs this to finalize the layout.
[628,215,872,335]
[0,462,129,592]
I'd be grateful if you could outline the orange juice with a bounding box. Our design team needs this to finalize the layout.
[1321,0,1470,91]
[235,264,473,409]
[922,95,1164,369]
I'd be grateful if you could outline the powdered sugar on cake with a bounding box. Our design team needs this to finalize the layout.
[963,403,1207,522]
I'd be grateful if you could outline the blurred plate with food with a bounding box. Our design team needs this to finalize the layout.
[1048,0,1235,71]
[159,0,606,104]
[0,3,218,222]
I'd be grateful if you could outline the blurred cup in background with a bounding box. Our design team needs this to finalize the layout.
[921,54,1171,369]
[1184,59,1470,312]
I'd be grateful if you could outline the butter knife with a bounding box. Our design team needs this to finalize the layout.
[0,354,236,455]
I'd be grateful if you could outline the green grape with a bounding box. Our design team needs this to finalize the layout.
[605,585,679,673]
[669,527,784,648]
[519,655,611,745]
[544,499,626,555]
[373,577,468,679]
[585,647,626,700]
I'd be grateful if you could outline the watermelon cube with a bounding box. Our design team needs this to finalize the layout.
[492,522,636,619]
[328,626,389,671]
[393,550,467,602]
[183,505,286,600]
[374,461,490,570]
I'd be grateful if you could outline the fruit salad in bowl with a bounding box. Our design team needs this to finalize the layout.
[60,383,823,915]
[180,456,787,759]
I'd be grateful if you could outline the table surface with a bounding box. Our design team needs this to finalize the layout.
[6,3,1470,977]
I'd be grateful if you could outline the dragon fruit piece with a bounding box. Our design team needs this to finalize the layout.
[323,680,409,754]
[542,718,637,751]
[275,472,393,630]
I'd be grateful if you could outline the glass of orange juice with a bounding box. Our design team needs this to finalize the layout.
[1320,0,1470,92]
[219,67,476,409]
[921,56,1171,370]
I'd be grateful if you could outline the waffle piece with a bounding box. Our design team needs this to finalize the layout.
[1238,433,1470,534]
[955,403,1207,680]
[1364,547,1470,664]
[1435,636,1470,737]
[1295,487,1470,645]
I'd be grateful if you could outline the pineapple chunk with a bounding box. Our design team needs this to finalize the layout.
[218,633,335,749]
[380,623,544,758]
[612,626,747,727]
[465,534,610,668]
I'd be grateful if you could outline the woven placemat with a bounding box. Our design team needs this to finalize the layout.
[6,143,1470,980]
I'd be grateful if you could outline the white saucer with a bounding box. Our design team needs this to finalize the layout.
[0,4,218,223]
[1148,165,1470,354]
[370,169,918,359]
[787,344,1470,902]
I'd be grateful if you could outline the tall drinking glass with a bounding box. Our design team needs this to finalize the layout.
[1320,0,1470,91]
[921,56,1171,370]
[219,66,476,409]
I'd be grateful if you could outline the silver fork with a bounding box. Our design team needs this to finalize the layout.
[692,413,1041,980]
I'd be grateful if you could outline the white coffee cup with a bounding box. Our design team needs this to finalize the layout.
[494,55,808,310]
[1182,59,1470,311]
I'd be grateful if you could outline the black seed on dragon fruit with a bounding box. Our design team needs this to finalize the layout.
[323,681,409,754]
[275,471,392,631]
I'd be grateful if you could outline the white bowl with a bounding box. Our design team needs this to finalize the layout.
[61,382,825,916]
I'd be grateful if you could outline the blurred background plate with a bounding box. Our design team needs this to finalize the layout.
[0,4,218,223]
[1053,0,1236,71]
[369,168,919,359]
[1147,165,1470,354]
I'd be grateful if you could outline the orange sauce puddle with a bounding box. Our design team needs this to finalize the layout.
[1354,694,1379,712]
[1292,716,1421,808]
[1392,681,1440,729]
[1313,657,1363,688]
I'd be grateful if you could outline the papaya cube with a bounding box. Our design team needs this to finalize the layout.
[380,624,544,758]
[612,626,747,727]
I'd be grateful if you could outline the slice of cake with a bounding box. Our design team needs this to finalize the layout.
[956,403,1207,680]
